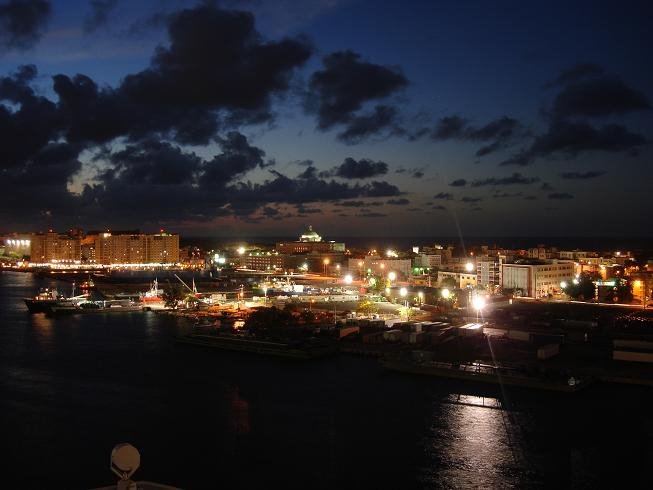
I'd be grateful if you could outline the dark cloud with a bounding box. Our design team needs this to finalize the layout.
[449,179,466,187]
[386,198,410,205]
[552,77,651,120]
[297,165,317,179]
[559,171,606,180]
[357,211,387,218]
[48,3,312,147]
[261,206,280,218]
[395,166,425,178]
[548,192,574,200]
[541,182,554,191]
[200,132,268,187]
[544,62,604,88]
[295,204,322,214]
[0,65,60,169]
[333,157,388,179]
[433,192,453,200]
[431,115,467,139]
[102,139,201,185]
[470,172,539,187]
[492,191,523,198]
[0,3,415,229]
[461,196,483,203]
[365,181,400,197]
[336,105,402,144]
[0,0,51,50]
[307,50,407,141]
[338,200,367,207]
[432,204,447,210]
[77,135,403,225]
[501,120,647,166]
[523,195,537,200]
[431,115,528,156]
[292,159,314,166]
[84,0,118,33]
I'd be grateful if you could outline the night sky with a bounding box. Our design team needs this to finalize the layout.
[0,0,651,237]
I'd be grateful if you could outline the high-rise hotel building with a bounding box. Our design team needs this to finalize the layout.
[30,230,179,265]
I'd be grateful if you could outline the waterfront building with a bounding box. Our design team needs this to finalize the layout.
[501,260,575,298]
[93,231,179,265]
[30,231,81,263]
[80,235,96,262]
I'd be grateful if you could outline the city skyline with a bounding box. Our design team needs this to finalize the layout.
[0,0,652,237]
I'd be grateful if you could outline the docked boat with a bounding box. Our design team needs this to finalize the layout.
[23,286,88,313]
[140,278,167,310]
[379,356,593,392]
[175,333,338,360]
[49,299,143,315]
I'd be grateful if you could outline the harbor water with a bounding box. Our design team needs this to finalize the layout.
[1,271,652,489]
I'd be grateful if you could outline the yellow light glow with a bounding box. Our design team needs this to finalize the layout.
[472,296,486,311]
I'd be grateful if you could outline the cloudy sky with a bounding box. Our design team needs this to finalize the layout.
[0,0,651,237]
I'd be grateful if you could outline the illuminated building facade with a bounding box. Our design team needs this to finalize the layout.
[93,231,179,264]
[243,253,285,270]
[437,271,478,288]
[30,231,81,263]
[476,256,504,287]
[276,226,345,254]
[501,260,575,298]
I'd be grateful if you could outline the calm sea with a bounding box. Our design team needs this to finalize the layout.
[1,271,652,489]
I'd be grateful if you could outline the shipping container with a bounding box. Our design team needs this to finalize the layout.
[507,329,531,342]
[537,343,560,360]
[338,326,360,338]
[613,350,653,363]
[409,332,426,344]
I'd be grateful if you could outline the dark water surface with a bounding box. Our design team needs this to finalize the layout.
[1,271,652,489]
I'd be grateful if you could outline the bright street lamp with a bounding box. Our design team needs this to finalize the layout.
[465,262,475,273]
[323,258,330,276]
[388,271,397,282]
[344,274,353,285]
[399,287,408,319]
[418,291,424,305]
[471,295,486,320]
[441,288,450,299]
[262,285,268,305]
